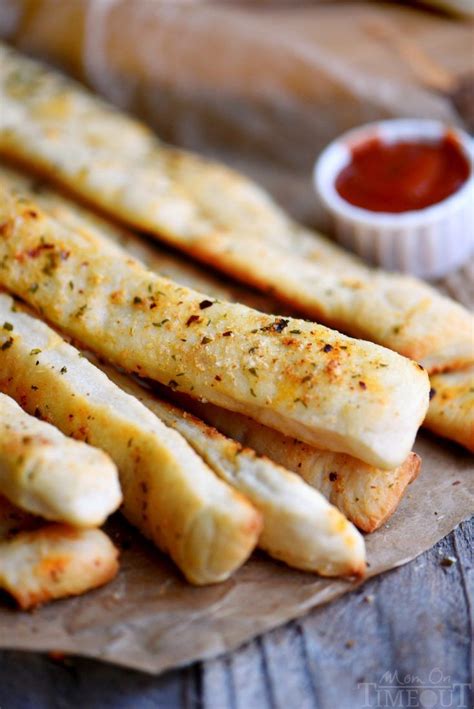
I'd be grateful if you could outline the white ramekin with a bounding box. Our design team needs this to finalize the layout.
[314,119,474,279]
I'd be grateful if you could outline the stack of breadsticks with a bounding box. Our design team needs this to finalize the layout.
[0,45,472,609]
[0,394,121,609]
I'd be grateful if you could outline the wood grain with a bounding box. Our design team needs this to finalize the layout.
[1,518,471,709]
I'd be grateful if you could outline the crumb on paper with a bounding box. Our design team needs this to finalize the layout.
[440,556,457,567]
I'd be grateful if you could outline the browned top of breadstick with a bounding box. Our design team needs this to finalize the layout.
[0,174,430,469]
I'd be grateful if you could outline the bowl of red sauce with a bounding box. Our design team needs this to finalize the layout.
[314,119,473,278]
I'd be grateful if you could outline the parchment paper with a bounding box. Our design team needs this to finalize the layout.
[0,435,472,673]
[0,1,473,674]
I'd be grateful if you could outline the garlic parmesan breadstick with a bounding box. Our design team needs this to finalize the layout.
[424,368,474,453]
[91,362,366,577]
[0,180,429,469]
[0,293,261,585]
[0,495,119,610]
[177,399,422,533]
[1,166,465,452]
[0,44,471,372]
[0,392,122,527]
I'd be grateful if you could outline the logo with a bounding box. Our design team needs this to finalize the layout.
[358,668,471,707]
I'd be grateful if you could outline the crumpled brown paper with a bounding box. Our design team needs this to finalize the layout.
[0,0,473,674]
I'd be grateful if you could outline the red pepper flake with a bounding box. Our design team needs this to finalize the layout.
[201,336,212,345]
[222,330,233,337]
[359,381,367,390]
[199,299,214,310]
[186,314,201,326]
[452,480,461,486]
[329,471,338,482]
[26,242,54,258]
[215,375,222,381]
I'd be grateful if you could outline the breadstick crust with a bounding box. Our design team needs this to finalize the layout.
[7,172,463,452]
[0,392,122,526]
[0,45,471,372]
[424,368,474,453]
[3,166,465,457]
[93,362,366,577]
[0,293,261,585]
[0,179,429,470]
[0,523,119,610]
[178,398,422,533]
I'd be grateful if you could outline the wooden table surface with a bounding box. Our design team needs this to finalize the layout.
[1,518,471,709]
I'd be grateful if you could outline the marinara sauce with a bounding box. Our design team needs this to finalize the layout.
[335,134,470,213]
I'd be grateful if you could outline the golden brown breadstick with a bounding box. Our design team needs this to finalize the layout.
[0,495,119,610]
[0,176,429,469]
[0,392,121,526]
[0,164,464,452]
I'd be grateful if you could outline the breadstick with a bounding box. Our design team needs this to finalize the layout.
[424,368,474,452]
[0,177,429,469]
[0,391,122,526]
[0,495,119,610]
[3,166,465,452]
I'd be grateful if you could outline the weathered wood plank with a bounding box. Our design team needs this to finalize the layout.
[298,520,473,709]
[0,653,185,709]
[0,520,472,709]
